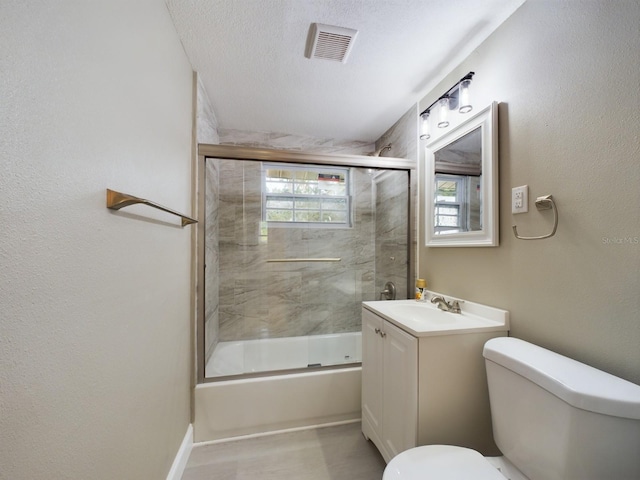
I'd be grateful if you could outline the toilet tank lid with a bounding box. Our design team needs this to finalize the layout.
[483,337,640,420]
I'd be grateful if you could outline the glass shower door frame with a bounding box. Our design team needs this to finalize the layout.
[195,144,416,384]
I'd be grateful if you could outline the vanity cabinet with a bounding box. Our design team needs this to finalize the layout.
[361,308,418,462]
[361,304,507,463]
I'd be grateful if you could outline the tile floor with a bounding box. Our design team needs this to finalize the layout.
[181,422,386,480]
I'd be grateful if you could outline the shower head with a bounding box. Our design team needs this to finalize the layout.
[368,144,392,157]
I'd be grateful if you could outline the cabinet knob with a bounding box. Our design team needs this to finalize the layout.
[375,328,381,334]
[380,331,387,338]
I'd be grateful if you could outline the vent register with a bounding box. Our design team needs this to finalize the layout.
[305,23,358,63]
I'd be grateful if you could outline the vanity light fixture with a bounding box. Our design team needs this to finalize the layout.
[420,72,475,138]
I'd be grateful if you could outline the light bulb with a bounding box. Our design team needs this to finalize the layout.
[458,79,472,114]
[437,97,450,128]
[420,112,430,140]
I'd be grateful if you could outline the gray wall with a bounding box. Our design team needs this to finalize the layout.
[417,0,640,384]
[1,1,193,478]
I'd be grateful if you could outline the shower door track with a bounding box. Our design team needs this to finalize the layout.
[198,144,415,170]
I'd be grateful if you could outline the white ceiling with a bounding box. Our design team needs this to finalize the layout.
[166,0,525,143]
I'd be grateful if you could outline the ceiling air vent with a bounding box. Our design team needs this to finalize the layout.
[305,23,358,63]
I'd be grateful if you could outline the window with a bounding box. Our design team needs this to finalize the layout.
[263,163,351,227]
[434,174,468,234]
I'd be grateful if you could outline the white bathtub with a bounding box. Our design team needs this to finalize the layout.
[195,332,363,443]
[206,331,362,377]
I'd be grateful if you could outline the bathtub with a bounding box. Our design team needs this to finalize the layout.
[195,332,362,443]
[206,331,362,377]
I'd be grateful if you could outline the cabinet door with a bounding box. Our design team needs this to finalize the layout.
[382,319,418,461]
[361,309,383,445]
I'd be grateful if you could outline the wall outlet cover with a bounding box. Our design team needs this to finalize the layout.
[512,185,529,214]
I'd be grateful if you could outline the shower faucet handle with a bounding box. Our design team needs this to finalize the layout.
[380,281,396,300]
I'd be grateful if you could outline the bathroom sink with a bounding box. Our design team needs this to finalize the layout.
[391,304,457,324]
[362,295,509,337]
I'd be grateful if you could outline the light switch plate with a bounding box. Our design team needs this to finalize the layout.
[512,185,529,214]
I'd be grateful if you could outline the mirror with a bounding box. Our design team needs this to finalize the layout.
[425,102,498,247]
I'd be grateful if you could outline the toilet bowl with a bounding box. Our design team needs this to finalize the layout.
[382,337,640,480]
[383,445,510,480]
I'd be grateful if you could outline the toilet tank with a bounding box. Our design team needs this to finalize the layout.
[483,337,640,480]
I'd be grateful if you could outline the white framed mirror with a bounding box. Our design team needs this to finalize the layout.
[425,102,498,247]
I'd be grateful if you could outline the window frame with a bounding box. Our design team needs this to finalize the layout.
[262,162,353,228]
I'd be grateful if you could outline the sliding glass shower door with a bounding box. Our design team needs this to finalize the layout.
[202,156,410,379]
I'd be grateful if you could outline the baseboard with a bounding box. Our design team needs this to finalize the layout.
[193,418,361,447]
[167,424,193,480]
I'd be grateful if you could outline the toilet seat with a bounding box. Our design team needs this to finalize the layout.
[383,445,507,480]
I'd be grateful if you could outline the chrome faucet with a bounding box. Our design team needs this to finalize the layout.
[430,295,462,314]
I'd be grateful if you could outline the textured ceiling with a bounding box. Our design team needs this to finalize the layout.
[166,0,525,142]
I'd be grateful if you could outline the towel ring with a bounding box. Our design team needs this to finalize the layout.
[512,195,558,240]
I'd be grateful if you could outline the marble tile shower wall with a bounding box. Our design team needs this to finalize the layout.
[204,161,220,361]
[202,128,412,353]
[218,129,374,156]
[375,105,419,297]
[212,159,377,342]
[375,172,409,300]
[198,74,220,364]
[197,75,219,144]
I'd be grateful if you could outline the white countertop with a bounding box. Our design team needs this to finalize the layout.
[362,296,509,337]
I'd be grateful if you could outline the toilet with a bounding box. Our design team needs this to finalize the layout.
[383,337,640,480]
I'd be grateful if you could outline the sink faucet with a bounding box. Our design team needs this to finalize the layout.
[430,296,462,314]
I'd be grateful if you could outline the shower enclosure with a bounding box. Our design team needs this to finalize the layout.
[197,145,414,381]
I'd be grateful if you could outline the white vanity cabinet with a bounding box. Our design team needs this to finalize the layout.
[361,299,509,463]
[361,308,418,463]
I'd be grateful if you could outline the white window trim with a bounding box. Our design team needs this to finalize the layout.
[434,174,468,234]
[262,163,353,228]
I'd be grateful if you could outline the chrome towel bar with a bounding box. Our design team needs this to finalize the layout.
[267,258,341,263]
[106,189,197,227]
